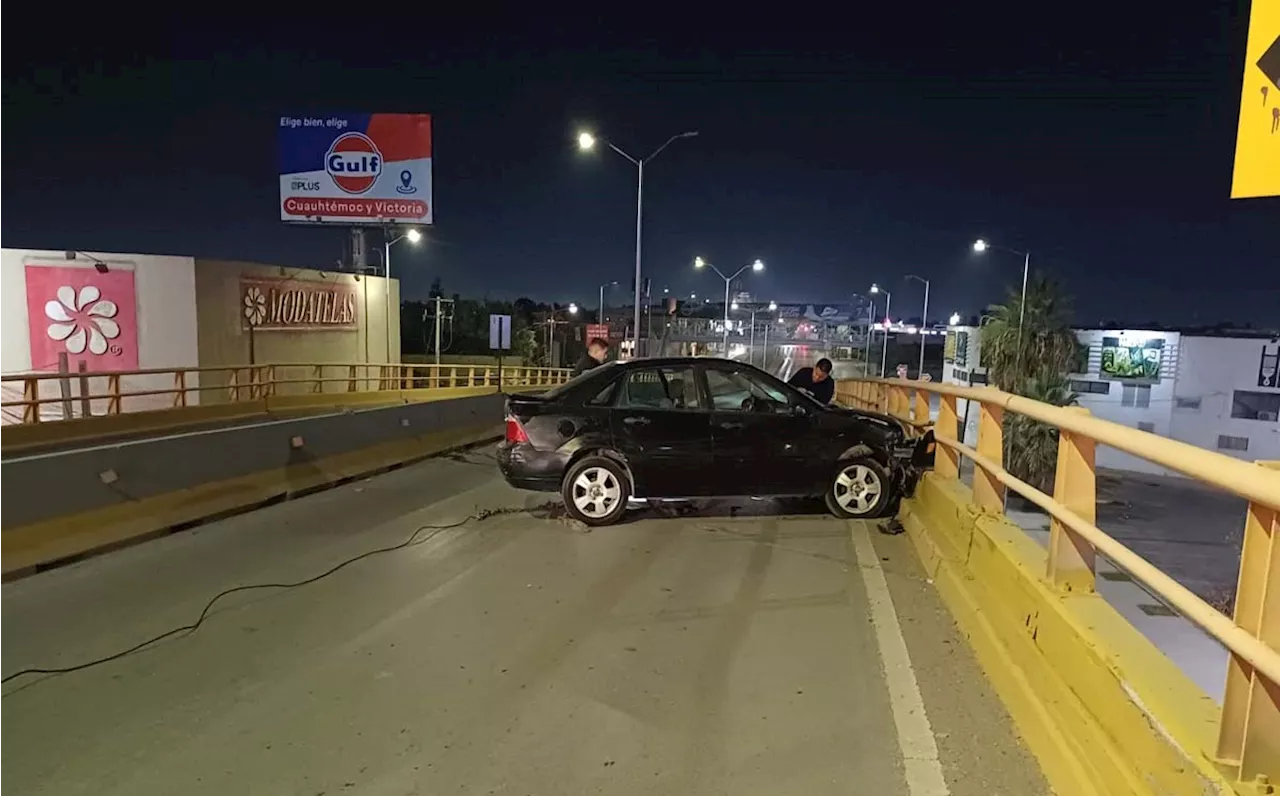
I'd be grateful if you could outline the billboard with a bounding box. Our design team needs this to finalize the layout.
[1100,336,1163,380]
[278,113,433,225]
[25,264,139,372]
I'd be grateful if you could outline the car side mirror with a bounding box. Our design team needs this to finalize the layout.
[791,403,809,418]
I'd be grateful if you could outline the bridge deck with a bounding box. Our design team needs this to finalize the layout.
[2,449,1047,795]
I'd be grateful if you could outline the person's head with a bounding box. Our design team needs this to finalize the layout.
[896,363,909,379]
[587,338,609,362]
[813,358,833,382]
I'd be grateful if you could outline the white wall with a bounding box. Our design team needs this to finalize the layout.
[1169,336,1280,464]
[1069,329,1180,475]
[2,249,199,422]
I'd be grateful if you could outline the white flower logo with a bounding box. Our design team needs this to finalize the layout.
[45,285,121,355]
[243,286,267,326]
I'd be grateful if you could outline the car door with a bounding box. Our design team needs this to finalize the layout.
[703,364,827,495]
[609,364,714,498]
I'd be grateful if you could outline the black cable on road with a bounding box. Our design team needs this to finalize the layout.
[1,505,545,687]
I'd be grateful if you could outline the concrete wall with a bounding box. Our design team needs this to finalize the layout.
[194,260,400,402]
[902,473,1240,795]
[1170,335,1280,463]
[1,392,500,532]
[1,248,200,422]
[1070,329,1180,475]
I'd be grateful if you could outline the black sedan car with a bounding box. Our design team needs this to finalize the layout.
[497,357,934,526]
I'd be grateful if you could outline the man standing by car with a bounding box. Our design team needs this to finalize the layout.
[573,337,610,377]
[788,357,835,405]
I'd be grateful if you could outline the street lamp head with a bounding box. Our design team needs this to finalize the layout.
[568,303,579,315]
[751,259,765,272]
[972,239,989,253]
[406,229,422,244]
[576,132,596,151]
[678,131,700,140]
[949,312,962,326]
[768,300,777,311]
[694,256,706,269]
[870,284,880,294]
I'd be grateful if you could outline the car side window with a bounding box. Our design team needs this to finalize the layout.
[705,368,791,414]
[616,367,703,411]
[586,377,621,406]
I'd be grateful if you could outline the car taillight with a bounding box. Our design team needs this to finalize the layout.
[505,416,529,444]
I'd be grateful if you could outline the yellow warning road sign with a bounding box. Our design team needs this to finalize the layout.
[1232,0,1280,198]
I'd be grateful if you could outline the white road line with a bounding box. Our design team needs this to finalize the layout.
[850,521,951,796]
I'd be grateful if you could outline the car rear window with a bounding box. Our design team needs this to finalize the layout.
[541,361,619,401]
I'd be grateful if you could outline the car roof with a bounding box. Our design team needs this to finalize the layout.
[612,356,756,370]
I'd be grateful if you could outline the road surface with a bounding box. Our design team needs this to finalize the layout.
[2,446,1047,795]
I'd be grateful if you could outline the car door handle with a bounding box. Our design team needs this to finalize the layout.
[623,416,651,426]
[717,421,745,430]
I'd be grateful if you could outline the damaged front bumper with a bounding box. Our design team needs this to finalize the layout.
[891,429,936,499]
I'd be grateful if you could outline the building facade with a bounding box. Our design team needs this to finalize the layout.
[941,321,1280,475]
[1,248,399,423]
[1168,335,1280,463]
[1068,329,1182,474]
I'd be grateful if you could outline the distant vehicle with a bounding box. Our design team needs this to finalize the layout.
[497,357,935,526]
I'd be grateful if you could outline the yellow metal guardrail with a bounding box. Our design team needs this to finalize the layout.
[836,377,1280,787]
[2,362,572,425]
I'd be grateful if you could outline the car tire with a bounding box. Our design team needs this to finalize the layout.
[562,456,631,527]
[825,457,894,519]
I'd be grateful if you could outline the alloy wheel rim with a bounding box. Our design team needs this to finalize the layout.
[834,464,882,514]
[572,467,622,518]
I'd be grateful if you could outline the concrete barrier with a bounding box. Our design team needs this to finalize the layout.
[0,385,502,454]
[901,472,1235,795]
[1,392,508,575]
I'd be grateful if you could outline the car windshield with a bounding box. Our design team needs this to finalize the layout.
[540,361,619,400]
[752,365,828,409]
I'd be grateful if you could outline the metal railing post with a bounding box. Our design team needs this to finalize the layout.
[973,393,1005,512]
[1047,407,1098,594]
[1216,461,1280,784]
[935,393,961,480]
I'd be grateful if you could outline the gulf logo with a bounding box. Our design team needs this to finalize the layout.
[325,132,383,194]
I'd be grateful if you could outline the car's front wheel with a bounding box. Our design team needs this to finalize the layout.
[825,458,893,519]
[562,456,631,526]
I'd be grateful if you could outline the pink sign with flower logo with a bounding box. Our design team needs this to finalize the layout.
[25,265,139,372]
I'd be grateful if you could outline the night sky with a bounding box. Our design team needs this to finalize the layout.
[4,6,1277,327]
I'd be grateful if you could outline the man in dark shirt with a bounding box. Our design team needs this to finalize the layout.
[788,357,835,405]
[572,338,610,377]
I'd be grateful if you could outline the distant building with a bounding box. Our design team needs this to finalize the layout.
[940,322,1280,473]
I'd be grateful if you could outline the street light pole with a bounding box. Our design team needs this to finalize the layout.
[578,130,699,359]
[598,280,618,325]
[381,227,422,363]
[973,239,1032,388]
[695,257,765,356]
[746,300,776,366]
[870,284,892,378]
[907,274,930,379]
[864,296,876,377]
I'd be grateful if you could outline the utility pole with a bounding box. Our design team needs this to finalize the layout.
[424,296,454,371]
[434,296,443,369]
[544,316,571,368]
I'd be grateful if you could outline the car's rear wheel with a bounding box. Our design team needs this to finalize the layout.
[562,456,631,526]
[825,457,893,519]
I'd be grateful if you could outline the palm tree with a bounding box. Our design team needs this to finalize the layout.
[980,276,1081,492]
